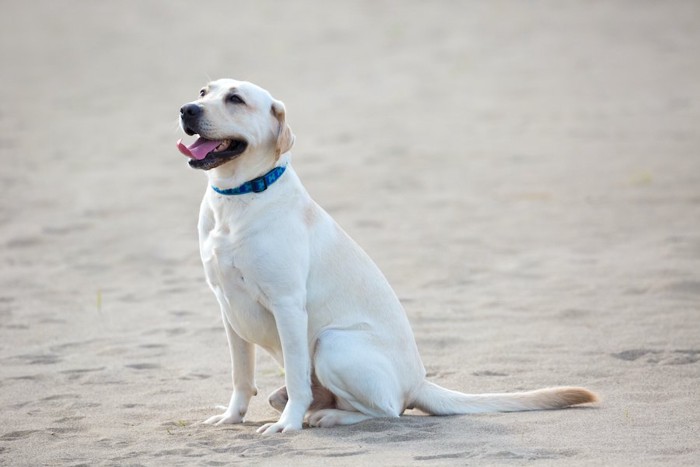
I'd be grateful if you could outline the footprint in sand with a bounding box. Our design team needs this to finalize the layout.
[0,430,39,441]
[125,363,162,370]
[611,348,700,365]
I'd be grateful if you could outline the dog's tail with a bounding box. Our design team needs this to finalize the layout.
[410,380,598,415]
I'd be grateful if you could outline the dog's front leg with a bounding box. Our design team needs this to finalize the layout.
[204,311,257,425]
[257,302,312,435]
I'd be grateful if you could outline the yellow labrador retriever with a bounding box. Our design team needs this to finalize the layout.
[177,79,597,434]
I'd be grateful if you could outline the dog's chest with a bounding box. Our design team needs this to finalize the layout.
[200,225,278,348]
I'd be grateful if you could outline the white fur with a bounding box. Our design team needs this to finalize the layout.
[181,79,597,435]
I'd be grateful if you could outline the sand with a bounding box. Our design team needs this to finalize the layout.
[1,0,699,465]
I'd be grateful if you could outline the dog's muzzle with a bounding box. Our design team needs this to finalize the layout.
[177,103,248,171]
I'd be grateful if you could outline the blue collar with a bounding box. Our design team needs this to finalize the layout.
[211,165,287,196]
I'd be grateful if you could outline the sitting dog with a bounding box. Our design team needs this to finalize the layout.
[177,79,597,434]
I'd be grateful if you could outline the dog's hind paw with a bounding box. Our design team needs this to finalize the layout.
[256,420,302,435]
[308,408,374,427]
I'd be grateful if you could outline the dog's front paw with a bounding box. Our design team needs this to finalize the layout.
[203,389,255,426]
[256,419,302,435]
[203,409,244,426]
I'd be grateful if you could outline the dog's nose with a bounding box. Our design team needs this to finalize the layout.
[180,103,202,118]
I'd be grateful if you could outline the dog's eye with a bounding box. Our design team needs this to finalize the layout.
[228,94,245,105]
[199,89,206,97]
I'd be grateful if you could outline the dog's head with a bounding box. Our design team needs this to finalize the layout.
[178,79,295,171]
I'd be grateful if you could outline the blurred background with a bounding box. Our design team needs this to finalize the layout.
[1,1,699,464]
[2,0,698,330]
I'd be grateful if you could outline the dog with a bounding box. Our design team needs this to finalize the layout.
[177,79,598,435]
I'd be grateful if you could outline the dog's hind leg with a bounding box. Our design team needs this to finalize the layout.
[268,376,337,413]
[268,386,288,413]
[310,329,405,427]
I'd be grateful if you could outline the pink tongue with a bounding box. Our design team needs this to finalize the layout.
[176,137,222,160]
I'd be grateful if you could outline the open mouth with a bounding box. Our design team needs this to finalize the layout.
[176,136,248,170]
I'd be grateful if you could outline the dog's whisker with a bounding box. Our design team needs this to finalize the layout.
[172,117,183,133]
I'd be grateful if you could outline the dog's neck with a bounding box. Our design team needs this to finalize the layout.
[206,152,291,192]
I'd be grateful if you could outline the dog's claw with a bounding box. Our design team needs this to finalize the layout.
[307,411,331,427]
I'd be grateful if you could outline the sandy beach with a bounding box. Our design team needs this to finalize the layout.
[1,1,699,465]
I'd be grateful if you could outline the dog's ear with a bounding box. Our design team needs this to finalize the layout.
[271,99,295,157]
